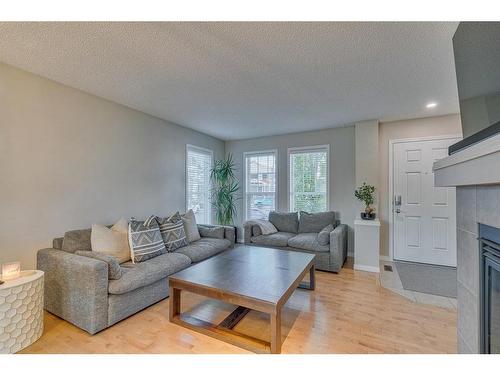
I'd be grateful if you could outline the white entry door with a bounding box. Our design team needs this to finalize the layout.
[392,137,460,267]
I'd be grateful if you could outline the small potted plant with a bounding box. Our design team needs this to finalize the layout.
[354,183,376,220]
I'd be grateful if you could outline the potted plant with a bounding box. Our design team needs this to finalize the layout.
[210,154,240,226]
[354,182,376,220]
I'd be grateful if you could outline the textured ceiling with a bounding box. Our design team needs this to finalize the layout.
[0,22,460,140]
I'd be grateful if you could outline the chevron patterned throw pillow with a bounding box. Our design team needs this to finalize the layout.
[156,212,188,252]
[128,215,167,263]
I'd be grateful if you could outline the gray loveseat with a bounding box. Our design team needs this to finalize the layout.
[244,211,347,272]
[37,224,234,334]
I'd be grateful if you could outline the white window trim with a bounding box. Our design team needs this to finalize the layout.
[243,149,278,221]
[185,144,214,224]
[287,144,330,212]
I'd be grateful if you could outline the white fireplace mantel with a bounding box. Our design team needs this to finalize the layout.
[433,132,500,187]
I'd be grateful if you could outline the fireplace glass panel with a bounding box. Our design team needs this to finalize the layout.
[480,223,500,354]
[489,265,500,353]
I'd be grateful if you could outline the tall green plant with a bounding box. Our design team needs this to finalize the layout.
[210,154,240,225]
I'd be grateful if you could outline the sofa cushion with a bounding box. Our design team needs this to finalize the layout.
[62,229,92,253]
[269,211,299,234]
[156,212,188,252]
[182,209,201,243]
[108,252,191,295]
[288,233,330,252]
[53,237,63,250]
[298,211,336,233]
[251,232,296,247]
[76,250,123,280]
[317,224,334,246]
[175,238,231,263]
[198,225,225,239]
[129,215,167,263]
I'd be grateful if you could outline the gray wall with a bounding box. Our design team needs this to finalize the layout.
[355,120,379,213]
[0,62,224,269]
[225,126,356,253]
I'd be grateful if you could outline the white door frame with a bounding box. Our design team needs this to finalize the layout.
[388,134,462,261]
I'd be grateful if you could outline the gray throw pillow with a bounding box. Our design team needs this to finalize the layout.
[198,225,225,239]
[75,250,123,280]
[252,225,262,237]
[299,211,335,233]
[62,228,92,253]
[156,212,188,252]
[269,211,299,233]
[317,224,334,245]
[182,209,201,243]
[129,215,167,263]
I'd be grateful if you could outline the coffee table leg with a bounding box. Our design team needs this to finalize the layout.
[298,264,316,290]
[270,308,282,354]
[169,286,181,321]
[309,265,315,290]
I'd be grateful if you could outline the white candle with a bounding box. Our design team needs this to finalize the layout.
[1,261,21,280]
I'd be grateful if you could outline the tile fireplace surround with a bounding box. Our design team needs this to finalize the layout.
[455,185,500,353]
[434,133,500,353]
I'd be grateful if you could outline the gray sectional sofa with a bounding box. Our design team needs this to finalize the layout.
[244,211,348,272]
[37,224,234,334]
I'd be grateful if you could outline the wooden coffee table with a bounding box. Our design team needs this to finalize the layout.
[168,245,315,354]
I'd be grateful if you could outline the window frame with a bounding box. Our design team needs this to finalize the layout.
[287,144,330,213]
[185,144,214,225]
[243,149,278,221]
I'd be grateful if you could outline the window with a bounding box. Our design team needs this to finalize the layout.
[244,150,277,220]
[288,145,329,213]
[186,145,213,224]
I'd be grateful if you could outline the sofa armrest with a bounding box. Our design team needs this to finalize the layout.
[243,221,268,244]
[243,222,253,244]
[37,248,109,334]
[329,224,348,272]
[196,224,235,247]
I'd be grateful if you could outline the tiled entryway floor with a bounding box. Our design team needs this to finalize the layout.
[379,259,457,311]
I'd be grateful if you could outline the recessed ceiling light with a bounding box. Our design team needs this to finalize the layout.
[426,102,437,108]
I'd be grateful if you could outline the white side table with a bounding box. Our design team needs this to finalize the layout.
[0,270,44,353]
[354,219,380,273]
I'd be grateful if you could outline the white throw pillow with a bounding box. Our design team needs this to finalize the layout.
[182,209,201,243]
[91,218,131,263]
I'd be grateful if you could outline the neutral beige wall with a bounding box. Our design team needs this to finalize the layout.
[0,62,224,269]
[378,114,462,257]
[355,120,379,212]
[225,126,356,253]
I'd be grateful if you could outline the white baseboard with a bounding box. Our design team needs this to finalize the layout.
[354,264,380,273]
[349,253,391,261]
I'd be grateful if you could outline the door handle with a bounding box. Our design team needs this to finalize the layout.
[394,195,402,206]
[395,208,405,214]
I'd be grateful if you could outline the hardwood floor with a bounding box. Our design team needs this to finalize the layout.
[20,258,457,354]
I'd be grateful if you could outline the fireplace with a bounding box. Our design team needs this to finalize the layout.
[480,224,500,354]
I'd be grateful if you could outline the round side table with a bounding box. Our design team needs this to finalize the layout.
[0,270,44,353]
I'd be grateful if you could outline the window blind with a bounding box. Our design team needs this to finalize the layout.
[244,151,277,220]
[186,145,213,224]
[289,146,328,213]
